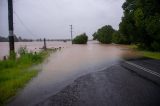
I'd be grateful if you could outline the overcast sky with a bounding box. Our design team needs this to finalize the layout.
[0,0,125,39]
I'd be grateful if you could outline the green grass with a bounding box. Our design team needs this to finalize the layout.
[0,50,50,105]
[128,45,160,60]
[127,45,138,49]
[140,51,160,60]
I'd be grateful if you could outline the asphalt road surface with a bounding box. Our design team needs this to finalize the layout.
[38,64,160,106]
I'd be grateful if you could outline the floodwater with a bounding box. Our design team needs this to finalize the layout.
[7,41,127,106]
[0,41,71,60]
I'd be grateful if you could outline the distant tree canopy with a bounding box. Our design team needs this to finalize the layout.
[0,36,8,42]
[119,0,160,51]
[93,25,115,44]
[0,35,19,42]
[73,33,88,44]
[93,0,160,51]
[0,35,33,42]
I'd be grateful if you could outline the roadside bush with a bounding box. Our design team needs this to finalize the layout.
[151,41,160,51]
[73,33,88,44]
[18,46,28,56]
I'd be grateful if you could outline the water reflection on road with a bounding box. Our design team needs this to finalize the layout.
[9,42,125,106]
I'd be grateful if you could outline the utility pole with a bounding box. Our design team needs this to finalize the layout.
[70,25,73,44]
[43,38,47,50]
[8,0,15,55]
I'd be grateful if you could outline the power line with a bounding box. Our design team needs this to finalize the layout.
[13,11,36,37]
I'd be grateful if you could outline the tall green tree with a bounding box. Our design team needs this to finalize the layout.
[95,25,115,44]
[119,0,160,51]
[112,31,128,44]
[73,33,88,44]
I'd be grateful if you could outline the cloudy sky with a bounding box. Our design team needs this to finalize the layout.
[0,0,125,39]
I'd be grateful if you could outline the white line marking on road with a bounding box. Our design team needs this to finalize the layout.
[125,61,160,78]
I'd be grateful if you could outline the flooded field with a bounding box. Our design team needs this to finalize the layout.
[0,41,71,60]
[6,41,130,106]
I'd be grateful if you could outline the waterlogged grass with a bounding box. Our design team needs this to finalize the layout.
[0,68,37,105]
[128,45,160,59]
[127,45,138,50]
[0,50,49,105]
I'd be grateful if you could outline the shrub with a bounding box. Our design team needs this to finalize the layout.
[73,33,88,44]
[18,46,28,56]
[151,41,160,51]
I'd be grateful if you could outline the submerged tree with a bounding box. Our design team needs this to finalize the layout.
[73,33,88,44]
[94,25,115,44]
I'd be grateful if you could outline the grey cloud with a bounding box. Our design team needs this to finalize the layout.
[0,0,125,39]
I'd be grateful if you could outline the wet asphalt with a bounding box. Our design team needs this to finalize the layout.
[125,57,160,73]
[38,63,160,106]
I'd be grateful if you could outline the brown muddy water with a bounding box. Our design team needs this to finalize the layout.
[0,41,71,60]
[5,41,131,106]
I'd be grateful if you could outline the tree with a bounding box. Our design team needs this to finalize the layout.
[72,33,88,44]
[119,0,160,51]
[112,31,128,44]
[92,32,98,40]
[0,36,8,42]
[95,25,115,44]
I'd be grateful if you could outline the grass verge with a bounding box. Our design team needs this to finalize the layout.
[140,51,160,59]
[128,45,160,60]
[0,50,50,105]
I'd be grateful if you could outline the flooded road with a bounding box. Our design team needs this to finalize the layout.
[8,42,125,106]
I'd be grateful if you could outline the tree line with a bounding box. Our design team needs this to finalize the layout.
[93,0,160,51]
[0,36,70,42]
[0,35,33,42]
